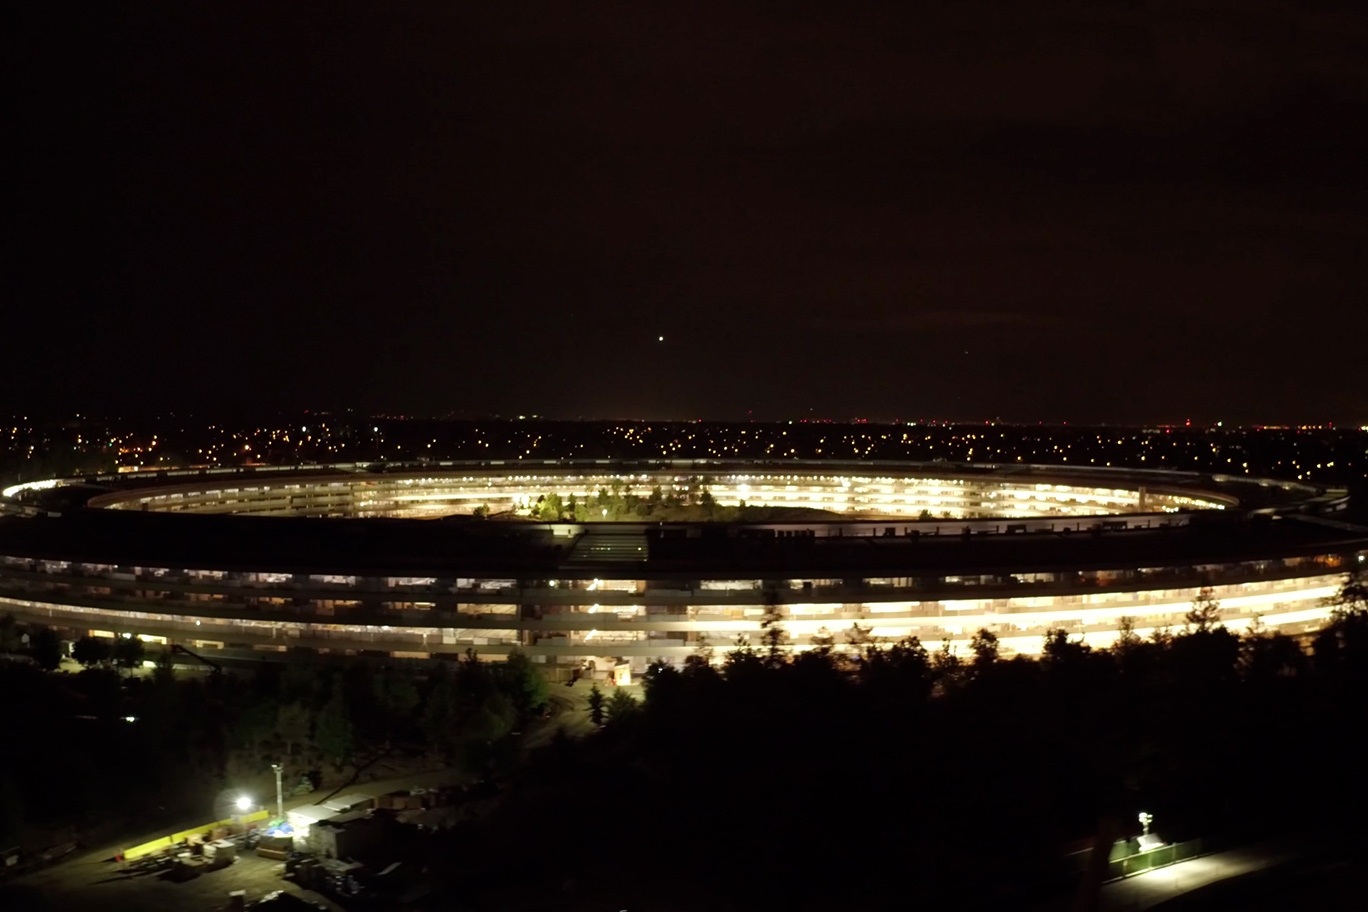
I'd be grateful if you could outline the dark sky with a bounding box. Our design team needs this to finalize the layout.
[9,2,1368,424]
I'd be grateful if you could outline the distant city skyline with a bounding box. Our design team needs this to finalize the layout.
[3,416,1363,492]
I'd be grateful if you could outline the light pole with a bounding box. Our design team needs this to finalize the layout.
[271,762,284,820]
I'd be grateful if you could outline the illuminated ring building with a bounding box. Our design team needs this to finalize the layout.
[1,460,1365,675]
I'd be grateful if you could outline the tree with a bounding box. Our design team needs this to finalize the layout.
[112,635,145,671]
[314,680,355,767]
[1311,574,1368,676]
[421,676,459,752]
[970,629,1000,669]
[641,660,682,703]
[605,687,639,723]
[151,649,176,687]
[280,661,320,705]
[844,623,874,649]
[498,651,549,718]
[472,691,516,741]
[71,635,111,668]
[1041,628,1090,667]
[1241,628,1306,681]
[1185,587,1223,632]
[277,701,314,760]
[234,696,280,759]
[30,627,62,671]
[373,669,421,745]
[1113,616,1141,657]
[759,595,788,666]
[930,638,964,693]
[1327,570,1368,620]
[859,636,932,702]
[0,614,18,653]
[538,492,565,522]
[689,633,715,668]
[810,627,835,655]
[587,683,606,727]
[724,635,765,686]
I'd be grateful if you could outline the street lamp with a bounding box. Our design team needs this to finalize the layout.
[271,763,284,820]
[235,795,253,813]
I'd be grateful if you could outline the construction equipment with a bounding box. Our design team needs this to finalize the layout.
[170,643,222,676]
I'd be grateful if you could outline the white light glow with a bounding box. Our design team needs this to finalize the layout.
[1,478,61,499]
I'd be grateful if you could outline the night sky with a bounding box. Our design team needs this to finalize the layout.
[9,3,1368,424]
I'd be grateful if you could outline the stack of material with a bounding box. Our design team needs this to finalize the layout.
[310,811,385,860]
[204,839,237,870]
[285,805,340,851]
[375,790,426,810]
[256,834,293,860]
[379,784,466,810]
[167,851,204,881]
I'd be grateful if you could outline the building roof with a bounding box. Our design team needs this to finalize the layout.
[285,805,339,825]
[320,793,372,813]
[0,461,1362,578]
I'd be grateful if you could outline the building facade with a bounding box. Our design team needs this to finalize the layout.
[1,460,1363,676]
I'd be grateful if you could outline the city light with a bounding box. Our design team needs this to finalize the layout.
[235,795,253,812]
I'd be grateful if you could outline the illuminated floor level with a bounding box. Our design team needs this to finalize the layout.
[0,574,1346,671]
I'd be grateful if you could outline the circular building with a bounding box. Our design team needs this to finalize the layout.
[1,460,1364,676]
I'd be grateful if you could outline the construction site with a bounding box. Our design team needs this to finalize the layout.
[2,768,494,911]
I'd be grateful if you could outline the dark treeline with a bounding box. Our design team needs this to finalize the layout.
[7,580,1368,908]
[428,576,1368,910]
[0,642,547,848]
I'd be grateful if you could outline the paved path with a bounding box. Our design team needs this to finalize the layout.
[1098,843,1299,911]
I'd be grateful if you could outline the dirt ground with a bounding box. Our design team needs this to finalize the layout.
[4,769,469,912]
[1,850,343,912]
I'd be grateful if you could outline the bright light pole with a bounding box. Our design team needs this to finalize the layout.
[235,795,253,813]
[271,762,284,820]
